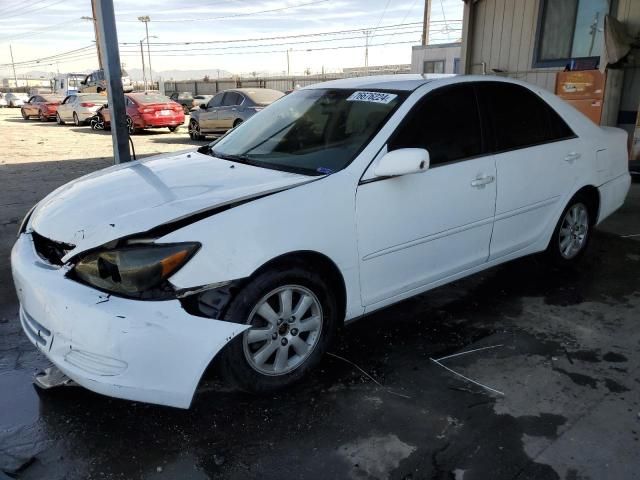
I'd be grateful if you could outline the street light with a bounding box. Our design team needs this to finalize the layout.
[138,16,153,88]
[139,35,157,91]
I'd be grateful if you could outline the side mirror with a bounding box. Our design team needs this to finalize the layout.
[80,81,86,85]
[200,104,207,110]
[374,148,430,177]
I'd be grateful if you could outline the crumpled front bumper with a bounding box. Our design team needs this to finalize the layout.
[11,233,248,408]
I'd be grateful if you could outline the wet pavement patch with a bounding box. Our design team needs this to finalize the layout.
[0,230,639,479]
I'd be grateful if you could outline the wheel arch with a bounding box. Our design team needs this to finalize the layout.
[249,250,348,323]
[572,185,600,225]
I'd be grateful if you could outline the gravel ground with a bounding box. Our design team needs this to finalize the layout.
[1,105,639,480]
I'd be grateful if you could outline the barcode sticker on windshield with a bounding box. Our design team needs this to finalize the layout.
[347,91,397,104]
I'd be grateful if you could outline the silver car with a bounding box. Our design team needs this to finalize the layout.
[188,88,284,140]
[4,92,28,108]
[56,93,108,126]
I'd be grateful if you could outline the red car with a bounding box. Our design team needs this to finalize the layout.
[102,92,184,134]
[21,94,64,121]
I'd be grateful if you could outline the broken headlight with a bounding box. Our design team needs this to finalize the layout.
[73,243,200,296]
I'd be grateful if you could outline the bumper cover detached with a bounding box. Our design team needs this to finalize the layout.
[11,233,248,408]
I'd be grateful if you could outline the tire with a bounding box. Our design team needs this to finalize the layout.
[21,109,29,120]
[97,87,103,93]
[39,110,49,122]
[73,112,80,127]
[545,193,592,265]
[233,119,243,128]
[126,116,136,134]
[168,126,178,133]
[188,119,203,140]
[219,263,339,393]
[56,113,65,125]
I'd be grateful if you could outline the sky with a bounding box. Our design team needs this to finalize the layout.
[0,0,463,78]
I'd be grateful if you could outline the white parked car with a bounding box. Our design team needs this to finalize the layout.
[12,75,631,408]
[0,94,7,108]
[4,92,28,107]
[55,93,107,126]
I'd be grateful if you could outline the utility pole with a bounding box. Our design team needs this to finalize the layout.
[286,48,293,76]
[138,16,152,88]
[422,0,431,45]
[363,30,371,74]
[93,0,131,164]
[9,45,17,89]
[81,8,103,69]
[139,40,147,90]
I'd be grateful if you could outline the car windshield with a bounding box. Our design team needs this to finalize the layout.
[245,89,284,106]
[130,93,170,104]
[210,88,404,175]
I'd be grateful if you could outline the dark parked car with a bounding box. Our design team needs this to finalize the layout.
[169,92,194,115]
[188,88,283,140]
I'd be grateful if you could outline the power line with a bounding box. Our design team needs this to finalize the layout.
[0,0,69,22]
[118,21,457,46]
[0,19,81,42]
[118,38,427,58]
[118,28,425,53]
[0,45,94,67]
[117,0,330,23]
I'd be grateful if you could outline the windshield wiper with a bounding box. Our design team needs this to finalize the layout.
[211,150,256,166]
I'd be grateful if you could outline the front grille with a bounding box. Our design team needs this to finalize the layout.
[32,231,74,265]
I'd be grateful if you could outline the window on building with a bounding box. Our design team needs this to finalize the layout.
[535,0,611,67]
[389,85,483,166]
[423,60,445,74]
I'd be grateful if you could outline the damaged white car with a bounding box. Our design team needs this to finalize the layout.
[12,75,630,408]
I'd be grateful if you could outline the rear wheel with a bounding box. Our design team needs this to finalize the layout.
[56,113,65,125]
[188,119,203,140]
[546,194,592,265]
[73,112,80,126]
[126,116,136,134]
[39,110,48,122]
[219,264,339,393]
[233,118,243,128]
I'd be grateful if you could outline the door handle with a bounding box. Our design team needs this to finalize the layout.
[471,175,495,188]
[564,152,581,163]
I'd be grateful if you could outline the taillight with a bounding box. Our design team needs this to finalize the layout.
[141,107,154,113]
[80,102,96,107]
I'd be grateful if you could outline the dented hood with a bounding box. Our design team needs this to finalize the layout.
[30,150,313,259]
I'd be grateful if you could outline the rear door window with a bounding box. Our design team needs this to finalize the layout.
[389,84,483,166]
[476,82,575,153]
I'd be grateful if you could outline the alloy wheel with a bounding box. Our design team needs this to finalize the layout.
[558,203,589,259]
[73,112,80,126]
[189,120,201,140]
[242,285,323,376]
[39,110,47,121]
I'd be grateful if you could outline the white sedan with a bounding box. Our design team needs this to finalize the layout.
[55,93,107,126]
[11,75,630,408]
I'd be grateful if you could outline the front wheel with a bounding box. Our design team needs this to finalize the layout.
[21,109,29,120]
[546,195,592,265]
[126,116,136,134]
[219,264,339,393]
[56,113,65,125]
[188,119,203,140]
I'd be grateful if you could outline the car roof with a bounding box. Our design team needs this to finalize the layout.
[303,74,456,91]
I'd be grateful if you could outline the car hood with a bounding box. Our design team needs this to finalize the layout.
[30,149,316,261]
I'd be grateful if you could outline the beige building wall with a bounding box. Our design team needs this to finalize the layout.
[410,43,462,74]
[460,0,639,127]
